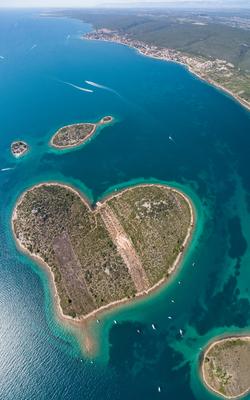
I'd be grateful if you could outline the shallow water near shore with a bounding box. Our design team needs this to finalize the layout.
[1,10,250,400]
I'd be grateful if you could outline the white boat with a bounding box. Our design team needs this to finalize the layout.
[151,324,156,330]
[169,136,176,143]
[158,386,161,393]
[168,316,172,320]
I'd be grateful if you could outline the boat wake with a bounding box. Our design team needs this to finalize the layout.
[1,167,14,172]
[85,80,121,97]
[85,80,110,90]
[169,136,176,144]
[61,80,94,93]
[30,44,37,51]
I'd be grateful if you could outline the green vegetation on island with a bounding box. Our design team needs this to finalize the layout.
[107,185,192,285]
[12,183,193,320]
[11,141,29,158]
[50,116,114,149]
[202,336,250,399]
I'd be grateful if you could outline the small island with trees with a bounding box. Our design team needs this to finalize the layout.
[50,116,114,150]
[11,141,29,158]
[201,336,250,399]
[12,183,193,321]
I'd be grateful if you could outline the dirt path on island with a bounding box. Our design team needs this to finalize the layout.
[53,231,95,314]
[98,204,149,293]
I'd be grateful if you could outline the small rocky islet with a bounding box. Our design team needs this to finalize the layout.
[11,141,29,158]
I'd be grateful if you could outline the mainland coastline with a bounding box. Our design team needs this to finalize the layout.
[12,181,195,351]
[84,30,250,113]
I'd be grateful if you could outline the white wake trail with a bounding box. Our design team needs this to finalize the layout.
[85,80,109,90]
[169,136,176,144]
[85,80,121,97]
[62,81,93,93]
[1,167,14,172]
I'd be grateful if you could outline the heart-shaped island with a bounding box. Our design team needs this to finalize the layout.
[12,183,194,320]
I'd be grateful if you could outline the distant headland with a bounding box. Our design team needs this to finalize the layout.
[201,336,250,399]
[12,182,194,323]
[11,141,29,158]
[50,116,114,150]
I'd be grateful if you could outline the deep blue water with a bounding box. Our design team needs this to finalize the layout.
[1,10,250,400]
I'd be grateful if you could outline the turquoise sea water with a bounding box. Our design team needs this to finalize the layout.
[1,10,250,399]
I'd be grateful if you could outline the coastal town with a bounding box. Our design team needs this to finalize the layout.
[85,29,250,111]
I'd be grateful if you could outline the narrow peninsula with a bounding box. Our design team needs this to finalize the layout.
[12,183,193,321]
[201,336,250,399]
[11,141,29,158]
[50,116,114,150]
